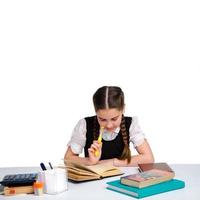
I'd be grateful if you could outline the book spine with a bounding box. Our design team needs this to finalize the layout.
[4,185,34,196]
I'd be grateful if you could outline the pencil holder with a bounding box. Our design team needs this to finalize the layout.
[38,168,68,194]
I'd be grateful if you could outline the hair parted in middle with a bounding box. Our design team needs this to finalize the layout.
[92,86,131,163]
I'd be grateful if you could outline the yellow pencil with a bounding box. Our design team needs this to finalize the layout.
[95,127,104,157]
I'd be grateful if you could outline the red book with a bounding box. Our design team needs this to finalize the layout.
[138,162,174,173]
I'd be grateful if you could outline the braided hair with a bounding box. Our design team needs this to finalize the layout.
[93,86,131,163]
[119,115,131,163]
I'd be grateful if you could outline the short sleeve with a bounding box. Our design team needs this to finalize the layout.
[67,119,87,154]
[129,116,145,147]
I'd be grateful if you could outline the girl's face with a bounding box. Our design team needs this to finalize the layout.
[96,108,123,132]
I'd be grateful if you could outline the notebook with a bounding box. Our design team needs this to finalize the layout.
[106,179,185,199]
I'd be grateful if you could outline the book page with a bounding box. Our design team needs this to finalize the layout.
[87,163,122,176]
[67,172,100,181]
[67,167,99,176]
[64,160,122,176]
[65,160,99,174]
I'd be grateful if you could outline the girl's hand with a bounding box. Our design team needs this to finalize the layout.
[88,140,102,165]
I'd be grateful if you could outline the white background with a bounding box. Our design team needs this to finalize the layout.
[0,0,200,167]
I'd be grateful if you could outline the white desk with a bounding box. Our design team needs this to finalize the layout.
[0,164,200,200]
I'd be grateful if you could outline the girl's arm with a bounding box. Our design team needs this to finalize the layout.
[65,139,154,167]
[64,140,102,165]
[64,147,91,165]
[113,139,154,167]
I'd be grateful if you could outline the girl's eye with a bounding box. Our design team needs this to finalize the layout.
[112,117,118,121]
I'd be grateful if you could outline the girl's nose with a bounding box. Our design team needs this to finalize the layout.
[106,121,113,129]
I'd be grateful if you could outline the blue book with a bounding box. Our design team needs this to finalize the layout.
[106,179,185,199]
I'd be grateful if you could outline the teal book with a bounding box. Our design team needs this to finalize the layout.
[106,179,185,199]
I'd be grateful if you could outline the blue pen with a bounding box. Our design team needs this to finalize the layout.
[40,162,47,171]
[49,162,53,169]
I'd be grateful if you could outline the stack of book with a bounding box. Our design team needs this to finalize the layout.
[0,173,38,196]
[4,185,34,196]
[106,162,185,198]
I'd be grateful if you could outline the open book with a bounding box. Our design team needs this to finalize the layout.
[62,160,123,182]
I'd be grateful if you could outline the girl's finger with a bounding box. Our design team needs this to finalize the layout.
[88,148,94,153]
[91,144,99,151]
[92,141,102,149]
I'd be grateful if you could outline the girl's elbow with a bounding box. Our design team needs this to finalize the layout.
[149,157,155,163]
[64,149,72,160]
[142,153,154,163]
[64,152,68,161]
[147,154,155,163]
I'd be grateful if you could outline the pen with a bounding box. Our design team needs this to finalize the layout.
[138,167,142,173]
[49,162,53,169]
[95,127,104,157]
[40,162,47,171]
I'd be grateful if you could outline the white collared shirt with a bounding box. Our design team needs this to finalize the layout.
[67,116,145,154]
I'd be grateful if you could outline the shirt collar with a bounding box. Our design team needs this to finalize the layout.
[114,127,120,133]
[102,127,121,141]
[104,127,120,134]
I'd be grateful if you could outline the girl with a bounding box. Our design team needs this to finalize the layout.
[64,86,154,166]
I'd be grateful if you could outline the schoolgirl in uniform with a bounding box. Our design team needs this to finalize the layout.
[64,86,154,166]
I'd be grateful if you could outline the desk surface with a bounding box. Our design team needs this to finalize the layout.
[0,164,200,200]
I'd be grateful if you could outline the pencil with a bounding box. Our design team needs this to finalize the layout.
[95,127,104,157]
